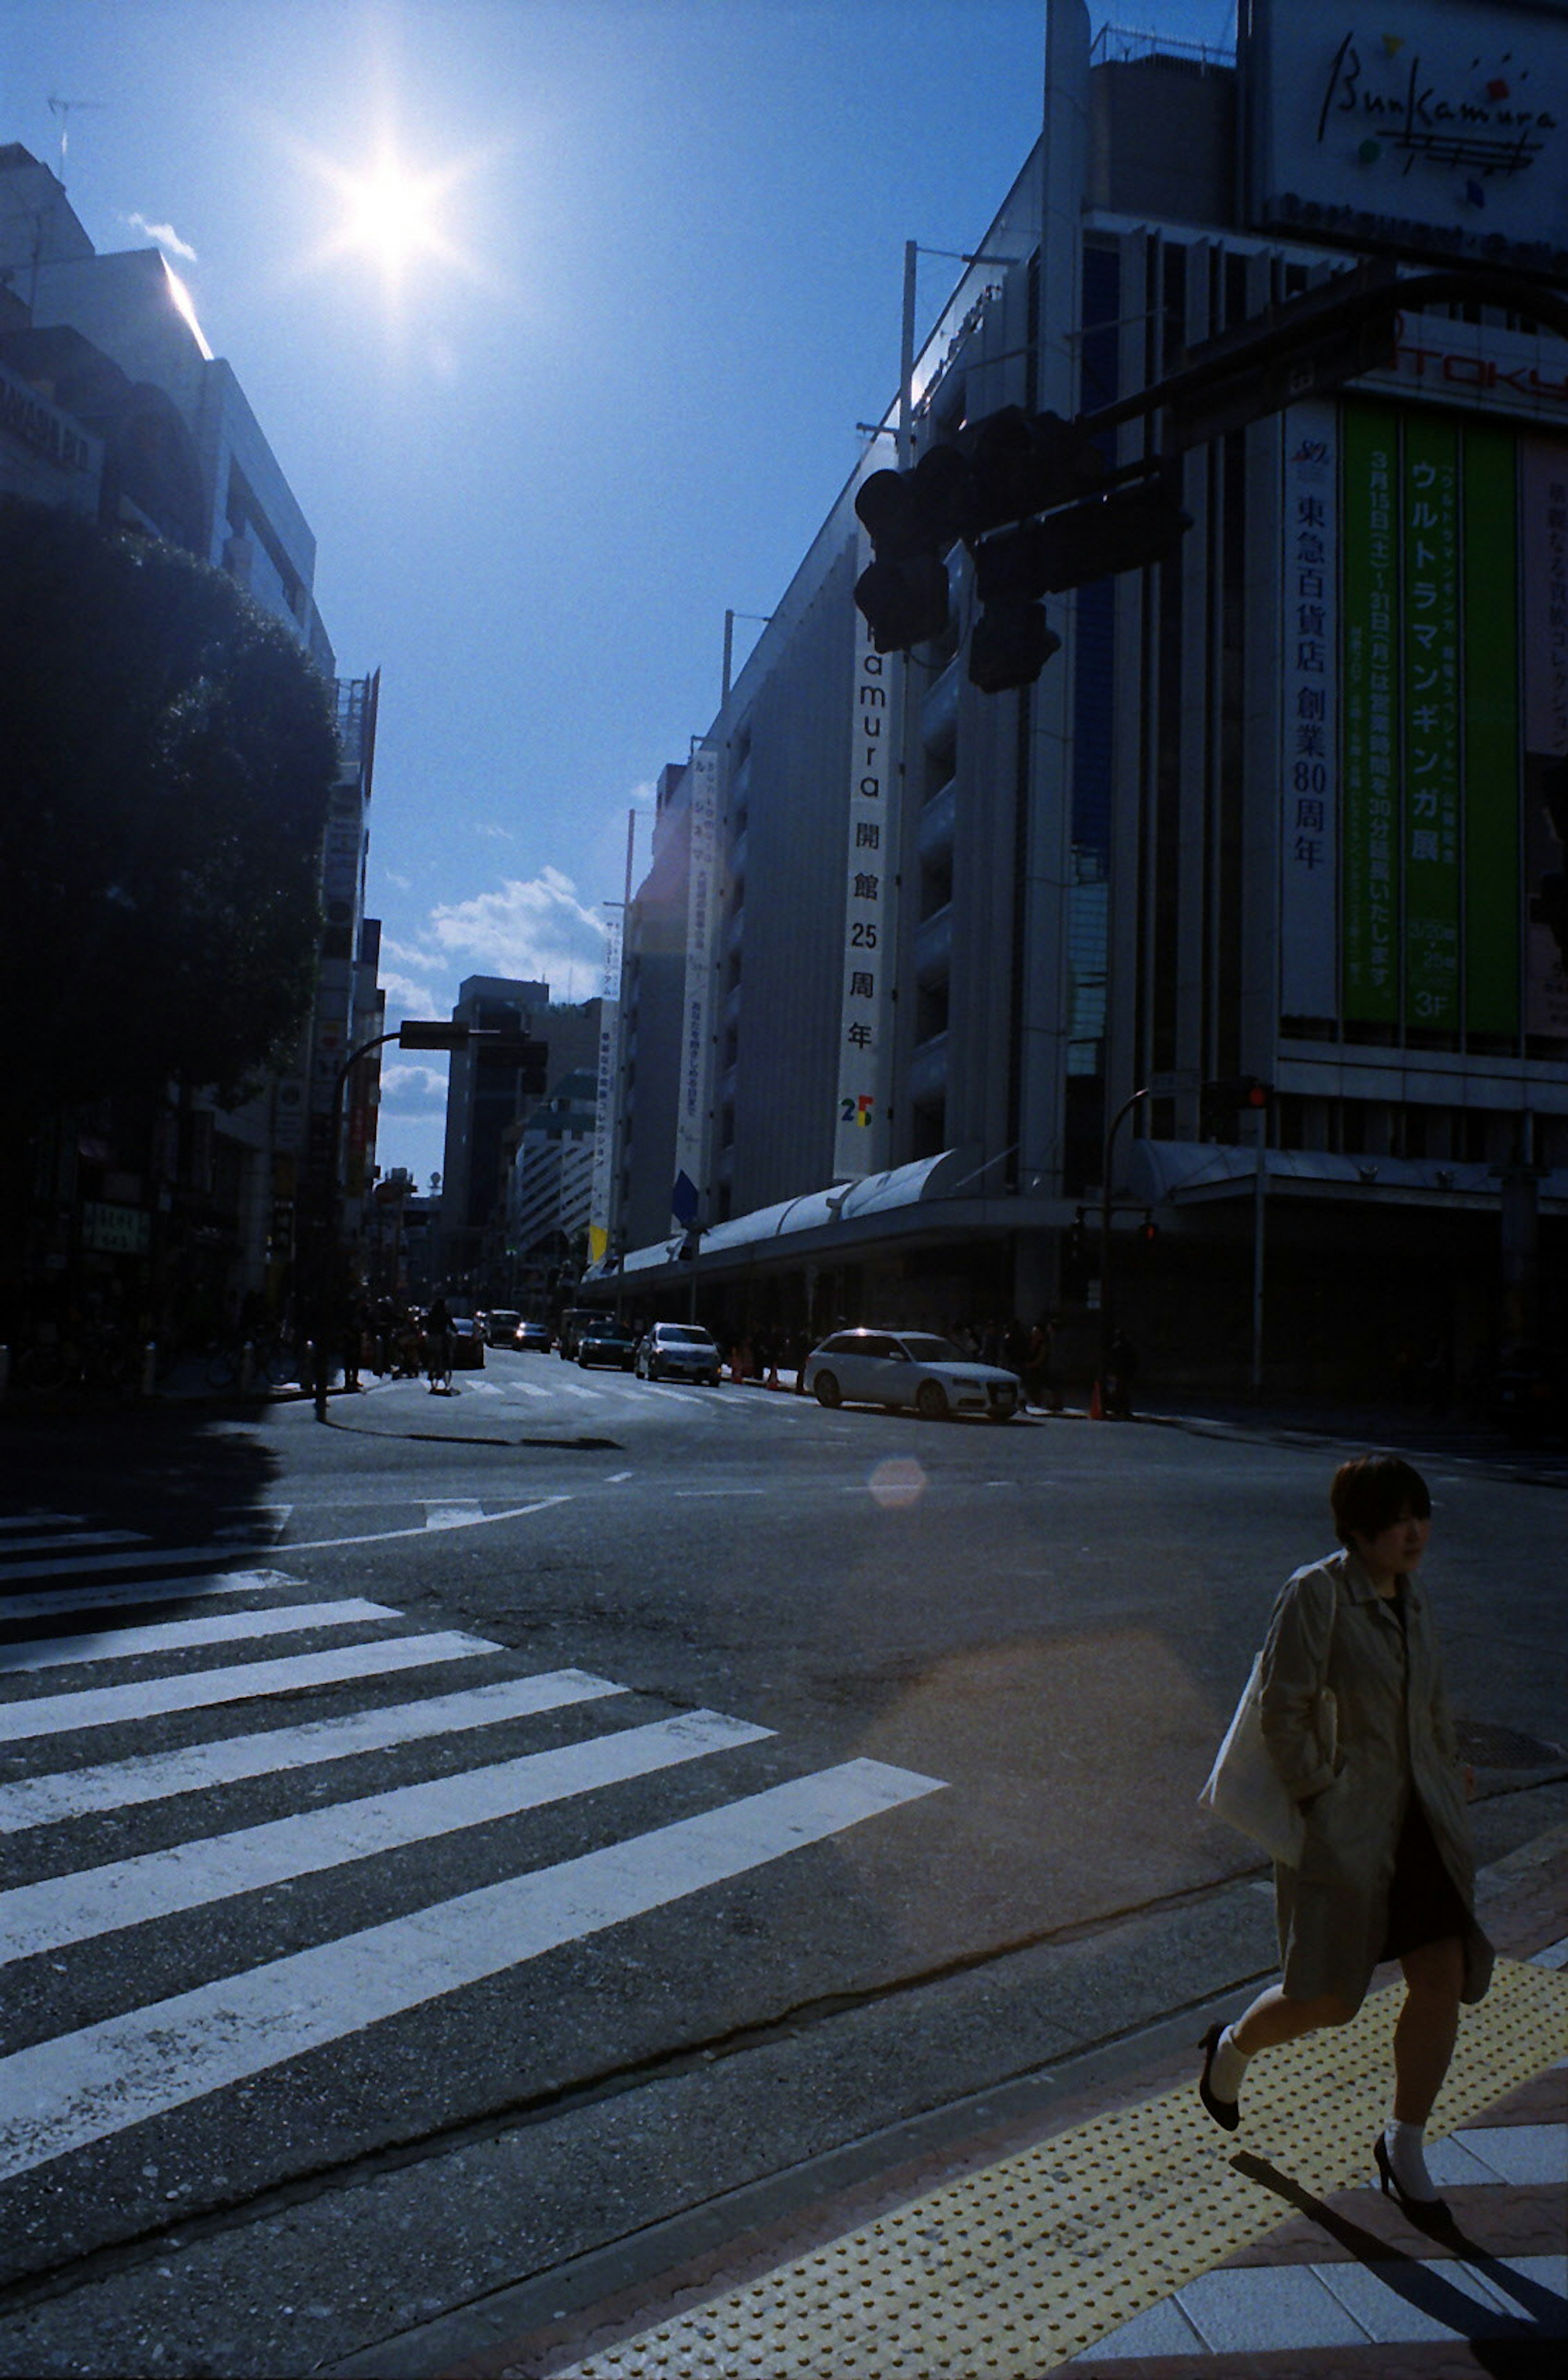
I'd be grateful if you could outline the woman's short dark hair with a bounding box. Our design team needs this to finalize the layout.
[1330,1454,1432,1545]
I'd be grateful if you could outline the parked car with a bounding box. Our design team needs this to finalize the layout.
[447,1315,486,1369]
[1489,1347,1567,1444]
[482,1309,521,1347]
[803,1328,1019,1421]
[557,1307,600,1361]
[513,1319,554,1353]
[635,1322,722,1384]
[578,1319,639,1371]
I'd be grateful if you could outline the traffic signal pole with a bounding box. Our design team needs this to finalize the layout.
[1097,1084,1148,1417]
[1252,1103,1267,1404]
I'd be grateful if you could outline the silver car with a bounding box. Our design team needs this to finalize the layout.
[635,1322,722,1384]
[804,1328,1019,1421]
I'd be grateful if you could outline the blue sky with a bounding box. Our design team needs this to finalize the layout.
[2,0,1236,1190]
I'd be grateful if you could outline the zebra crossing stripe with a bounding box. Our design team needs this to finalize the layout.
[0,1758,942,2181]
[0,1569,299,1622]
[0,1669,625,1832]
[0,1543,293,1584]
[0,1710,775,1960]
[0,1531,146,1558]
[0,1599,400,1676]
[0,1632,501,1744]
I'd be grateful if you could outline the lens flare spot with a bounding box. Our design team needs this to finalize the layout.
[869,1457,927,1510]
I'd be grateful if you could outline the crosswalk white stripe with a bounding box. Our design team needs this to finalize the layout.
[0,1758,942,2181]
[0,1531,146,1558]
[0,1598,399,1676]
[0,1710,776,1960]
[0,1631,501,1744]
[0,1543,281,1583]
[0,1569,298,1622]
[0,1669,626,1832]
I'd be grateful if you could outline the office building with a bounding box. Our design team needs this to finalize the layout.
[612,0,1567,1396]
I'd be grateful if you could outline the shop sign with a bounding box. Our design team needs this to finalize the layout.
[1245,0,1568,275]
[81,1201,150,1256]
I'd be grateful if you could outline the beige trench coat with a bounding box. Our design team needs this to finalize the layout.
[1258,1548,1493,2012]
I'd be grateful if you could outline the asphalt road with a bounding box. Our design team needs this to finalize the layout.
[1,1356,1564,2376]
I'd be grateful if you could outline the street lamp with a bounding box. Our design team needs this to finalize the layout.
[309,1021,543,1420]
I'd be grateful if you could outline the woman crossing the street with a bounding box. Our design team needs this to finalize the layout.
[1198,1454,1492,2225]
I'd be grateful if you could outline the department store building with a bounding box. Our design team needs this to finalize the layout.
[610,0,1567,1396]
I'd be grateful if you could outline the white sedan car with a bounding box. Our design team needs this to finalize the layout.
[635,1322,722,1384]
[804,1328,1019,1421]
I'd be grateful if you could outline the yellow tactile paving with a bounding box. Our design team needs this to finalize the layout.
[555,1957,1568,2379]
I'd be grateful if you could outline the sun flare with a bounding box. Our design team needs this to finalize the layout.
[333,149,452,280]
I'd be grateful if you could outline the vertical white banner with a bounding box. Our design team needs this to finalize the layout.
[1279,402,1339,1019]
[672,745,720,1227]
[588,912,622,1266]
[833,524,900,1177]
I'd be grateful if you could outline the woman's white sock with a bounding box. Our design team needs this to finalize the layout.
[1383,2118,1439,2202]
[1209,2023,1250,2102]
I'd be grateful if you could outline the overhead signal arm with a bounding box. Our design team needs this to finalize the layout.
[853,261,1568,692]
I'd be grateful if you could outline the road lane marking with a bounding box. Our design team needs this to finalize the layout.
[0,1632,501,1744]
[0,1600,400,1676]
[281,1496,571,1554]
[0,1516,84,1533]
[422,1502,485,1530]
[0,1757,942,2182]
[0,1670,627,1832]
[0,1570,298,1622]
[606,1472,634,1484]
[0,1711,776,1960]
[674,1489,767,1498]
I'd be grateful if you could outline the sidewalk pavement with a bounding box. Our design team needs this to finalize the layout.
[336,1829,1567,2380]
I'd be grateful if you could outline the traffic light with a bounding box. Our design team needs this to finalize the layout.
[853,443,968,653]
[476,1035,550,1097]
[1200,1076,1272,1138]
[1139,1212,1160,1244]
[964,406,1105,534]
[853,406,1107,661]
[854,553,951,655]
[969,600,1061,695]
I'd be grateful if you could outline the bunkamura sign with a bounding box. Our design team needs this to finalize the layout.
[1243,0,1568,276]
[671,745,719,1229]
[833,521,900,1180]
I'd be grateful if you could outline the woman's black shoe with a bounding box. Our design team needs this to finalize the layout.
[1374,2132,1453,2229]
[1198,2023,1240,2133]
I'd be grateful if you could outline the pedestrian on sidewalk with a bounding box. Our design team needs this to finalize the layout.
[1198,1453,1492,2226]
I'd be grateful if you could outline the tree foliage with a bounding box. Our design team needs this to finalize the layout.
[0,497,339,1122]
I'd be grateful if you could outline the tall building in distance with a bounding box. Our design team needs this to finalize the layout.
[610,0,1567,1396]
[437,982,601,1298]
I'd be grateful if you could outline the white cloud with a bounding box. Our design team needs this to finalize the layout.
[123,212,198,263]
[474,822,514,841]
[377,1062,448,1098]
[426,870,607,986]
[377,965,439,1015]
